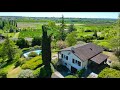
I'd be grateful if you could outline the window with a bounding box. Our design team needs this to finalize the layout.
[75,60,77,63]
[64,55,66,58]
[72,59,75,63]
[78,61,81,66]
[66,56,68,60]
[61,54,63,58]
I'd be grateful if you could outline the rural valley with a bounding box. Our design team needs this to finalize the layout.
[0,12,120,78]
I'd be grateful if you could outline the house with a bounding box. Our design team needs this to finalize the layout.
[58,43,109,73]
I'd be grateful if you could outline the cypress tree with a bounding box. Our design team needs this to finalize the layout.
[42,25,53,78]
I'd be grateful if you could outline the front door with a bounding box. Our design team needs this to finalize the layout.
[71,66,77,73]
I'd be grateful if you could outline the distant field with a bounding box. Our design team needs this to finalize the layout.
[17,22,85,29]
[17,22,44,29]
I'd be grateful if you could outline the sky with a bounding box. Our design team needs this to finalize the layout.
[0,12,119,19]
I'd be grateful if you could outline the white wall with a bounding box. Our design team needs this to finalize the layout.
[59,50,88,71]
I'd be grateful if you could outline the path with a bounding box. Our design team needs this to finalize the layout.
[51,71,64,78]
[52,53,58,60]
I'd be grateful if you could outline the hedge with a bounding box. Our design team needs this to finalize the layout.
[98,67,120,78]
[65,75,78,78]
[21,56,43,70]
[33,65,47,78]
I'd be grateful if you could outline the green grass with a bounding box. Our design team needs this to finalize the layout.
[19,29,42,38]
[0,29,3,33]
[13,32,20,38]
[0,63,15,74]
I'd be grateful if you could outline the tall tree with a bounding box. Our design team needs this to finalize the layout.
[59,15,66,41]
[42,25,53,78]
[93,30,98,38]
[110,13,120,60]
[1,36,20,62]
[68,24,76,33]
[65,32,77,46]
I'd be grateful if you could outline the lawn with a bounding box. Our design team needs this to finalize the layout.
[19,29,42,38]
[7,66,22,78]
[13,32,20,38]
[0,63,15,74]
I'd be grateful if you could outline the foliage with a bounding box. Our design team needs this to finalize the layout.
[1,36,20,62]
[51,41,57,49]
[42,24,52,77]
[84,30,92,32]
[28,52,38,57]
[16,38,29,49]
[58,15,67,41]
[97,36,104,40]
[98,67,120,78]
[77,68,86,77]
[65,32,77,46]
[33,65,47,78]
[21,56,43,70]
[33,45,41,50]
[110,62,120,70]
[14,58,26,68]
[65,75,77,78]
[79,35,95,43]
[22,48,31,53]
[32,37,42,46]
[56,40,68,49]
[19,29,42,38]
[93,30,98,38]
[0,70,7,78]
[18,69,34,78]
[110,36,120,59]
[68,24,76,33]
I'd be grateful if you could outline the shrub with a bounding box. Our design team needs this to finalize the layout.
[16,38,29,49]
[77,68,86,77]
[97,36,104,40]
[22,48,30,53]
[0,70,7,78]
[21,56,43,70]
[98,67,120,78]
[84,30,92,32]
[65,75,77,78]
[14,58,26,68]
[32,37,42,46]
[33,45,41,50]
[28,52,38,57]
[56,40,68,49]
[110,62,120,70]
[18,69,34,78]
[33,65,47,78]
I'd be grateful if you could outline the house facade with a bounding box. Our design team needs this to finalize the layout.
[58,43,109,73]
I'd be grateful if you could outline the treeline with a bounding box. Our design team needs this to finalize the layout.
[0,18,18,33]
[0,16,117,24]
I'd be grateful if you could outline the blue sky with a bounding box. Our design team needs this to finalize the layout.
[0,12,119,19]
